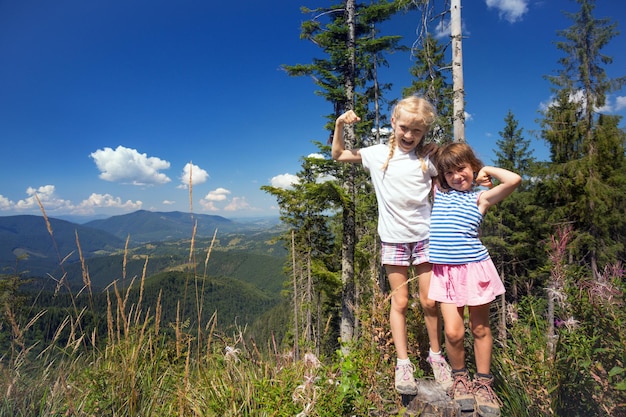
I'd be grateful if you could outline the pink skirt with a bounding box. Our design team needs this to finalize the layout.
[429,259,505,307]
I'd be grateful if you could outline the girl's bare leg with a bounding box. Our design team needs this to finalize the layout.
[386,265,410,359]
[416,262,442,353]
[440,303,466,370]
[469,303,492,374]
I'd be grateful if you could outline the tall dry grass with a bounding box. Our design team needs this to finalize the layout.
[2,188,393,417]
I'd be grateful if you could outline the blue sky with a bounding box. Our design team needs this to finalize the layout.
[1,0,624,221]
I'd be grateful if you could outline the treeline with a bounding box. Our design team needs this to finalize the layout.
[1,238,291,357]
[2,268,286,355]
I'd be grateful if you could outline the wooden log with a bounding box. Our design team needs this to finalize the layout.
[402,378,476,417]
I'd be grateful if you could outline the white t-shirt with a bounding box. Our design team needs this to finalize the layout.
[360,143,437,243]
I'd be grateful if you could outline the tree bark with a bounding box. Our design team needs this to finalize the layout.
[340,0,357,354]
[291,230,300,360]
[451,0,465,142]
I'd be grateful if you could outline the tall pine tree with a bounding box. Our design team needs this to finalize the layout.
[538,0,626,276]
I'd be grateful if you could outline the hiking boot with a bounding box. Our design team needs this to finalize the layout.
[448,369,474,413]
[395,362,418,395]
[473,374,501,417]
[427,354,453,391]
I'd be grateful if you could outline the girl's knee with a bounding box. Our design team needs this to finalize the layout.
[391,295,410,312]
[419,295,437,311]
[471,323,491,339]
[445,326,465,344]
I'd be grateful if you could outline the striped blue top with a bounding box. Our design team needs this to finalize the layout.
[429,186,490,265]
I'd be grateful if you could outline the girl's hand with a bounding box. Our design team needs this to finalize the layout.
[337,110,361,125]
[474,168,493,188]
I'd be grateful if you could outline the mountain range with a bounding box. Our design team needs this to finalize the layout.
[1,210,292,347]
[0,210,285,280]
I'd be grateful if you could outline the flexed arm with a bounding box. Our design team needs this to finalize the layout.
[476,166,522,213]
[332,110,362,163]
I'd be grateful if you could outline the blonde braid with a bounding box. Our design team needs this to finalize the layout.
[381,134,396,172]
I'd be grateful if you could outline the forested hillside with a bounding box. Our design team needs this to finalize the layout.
[23,269,286,349]
[2,210,290,356]
[0,215,125,277]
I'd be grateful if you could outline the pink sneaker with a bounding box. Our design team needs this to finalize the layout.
[427,354,453,391]
[395,362,418,395]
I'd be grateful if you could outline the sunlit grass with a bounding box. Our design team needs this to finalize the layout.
[2,190,624,416]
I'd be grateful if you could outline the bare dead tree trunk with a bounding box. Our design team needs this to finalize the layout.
[306,253,313,344]
[371,24,382,144]
[316,290,322,356]
[339,0,357,355]
[291,230,300,360]
[451,0,465,142]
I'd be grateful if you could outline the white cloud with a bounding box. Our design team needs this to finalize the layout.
[540,91,625,114]
[2,185,143,215]
[270,173,299,189]
[73,193,142,214]
[197,188,256,213]
[162,200,175,205]
[178,162,210,189]
[485,0,529,23]
[224,196,252,211]
[199,188,230,211]
[432,18,469,40]
[614,96,626,111]
[434,19,451,40]
[307,153,325,159]
[90,145,171,186]
[0,195,14,210]
[15,185,73,211]
[199,200,219,211]
[204,187,230,201]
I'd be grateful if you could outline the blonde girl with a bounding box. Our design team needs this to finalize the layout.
[332,96,451,394]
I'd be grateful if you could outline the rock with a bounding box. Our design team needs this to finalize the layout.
[402,378,475,416]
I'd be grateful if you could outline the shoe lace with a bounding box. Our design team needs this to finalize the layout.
[398,363,415,380]
[430,359,451,381]
[473,378,503,406]
[448,373,471,396]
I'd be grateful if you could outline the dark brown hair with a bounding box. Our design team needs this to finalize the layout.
[434,142,484,190]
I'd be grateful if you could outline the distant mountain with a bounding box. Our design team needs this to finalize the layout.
[0,215,124,277]
[84,210,281,243]
[0,211,286,279]
[3,211,290,342]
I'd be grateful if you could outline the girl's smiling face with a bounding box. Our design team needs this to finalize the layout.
[443,163,475,192]
[391,108,426,153]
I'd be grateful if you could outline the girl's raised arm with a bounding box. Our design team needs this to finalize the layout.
[332,110,362,163]
[476,166,522,214]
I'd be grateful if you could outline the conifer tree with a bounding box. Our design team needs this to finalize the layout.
[403,32,454,144]
[261,154,342,356]
[483,111,544,301]
[538,0,626,275]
